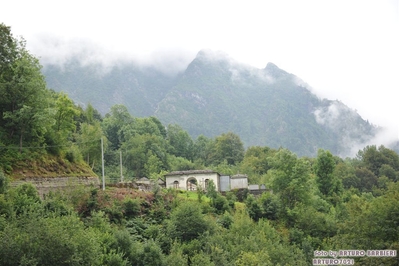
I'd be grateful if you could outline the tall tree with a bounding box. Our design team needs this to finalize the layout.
[270,149,312,211]
[102,104,134,150]
[211,132,245,165]
[166,124,194,161]
[122,134,168,177]
[78,122,105,169]
[0,23,17,75]
[0,25,52,150]
[193,135,214,165]
[45,92,80,154]
[358,145,399,178]
[314,149,342,200]
[240,146,276,179]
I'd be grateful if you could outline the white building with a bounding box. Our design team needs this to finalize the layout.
[164,170,251,192]
[230,174,249,190]
[164,170,220,191]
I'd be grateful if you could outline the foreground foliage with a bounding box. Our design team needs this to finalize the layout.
[1,161,399,265]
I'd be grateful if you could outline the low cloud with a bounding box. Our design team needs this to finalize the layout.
[28,34,195,76]
[313,100,398,157]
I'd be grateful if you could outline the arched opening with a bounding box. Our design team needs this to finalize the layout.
[204,179,209,191]
[173,180,179,189]
[186,177,197,191]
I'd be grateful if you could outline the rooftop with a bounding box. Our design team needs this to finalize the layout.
[165,169,219,176]
[231,174,248,179]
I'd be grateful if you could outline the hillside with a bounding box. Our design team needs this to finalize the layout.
[43,59,177,117]
[42,50,379,157]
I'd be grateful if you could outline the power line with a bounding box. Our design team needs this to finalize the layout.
[0,139,101,150]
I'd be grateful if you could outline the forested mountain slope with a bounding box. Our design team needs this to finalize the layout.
[43,50,378,157]
[44,59,178,117]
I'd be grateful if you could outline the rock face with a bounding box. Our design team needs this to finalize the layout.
[11,176,100,198]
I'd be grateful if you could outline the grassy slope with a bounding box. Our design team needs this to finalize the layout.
[10,156,96,180]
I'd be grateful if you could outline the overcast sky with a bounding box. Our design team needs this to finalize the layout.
[2,0,399,143]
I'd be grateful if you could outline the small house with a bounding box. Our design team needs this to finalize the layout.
[230,174,248,190]
[165,170,221,191]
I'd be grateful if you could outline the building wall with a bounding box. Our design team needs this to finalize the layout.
[165,172,220,191]
[219,175,231,192]
[230,177,248,190]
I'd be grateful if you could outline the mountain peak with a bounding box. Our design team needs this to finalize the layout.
[264,62,289,78]
[195,49,232,63]
[265,62,279,70]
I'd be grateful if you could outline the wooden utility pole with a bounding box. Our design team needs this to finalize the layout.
[120,150,124,182]
[101,137,105,190]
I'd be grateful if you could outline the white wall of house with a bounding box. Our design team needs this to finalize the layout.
[165,171,220,191]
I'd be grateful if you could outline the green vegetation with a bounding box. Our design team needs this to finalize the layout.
[2,168,398,265]
[1,23,399,265]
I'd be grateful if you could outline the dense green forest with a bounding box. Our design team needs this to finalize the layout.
[1,23,399,265]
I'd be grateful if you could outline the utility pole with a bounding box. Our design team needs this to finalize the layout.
[101,137,105,190]
[120,150,124,182]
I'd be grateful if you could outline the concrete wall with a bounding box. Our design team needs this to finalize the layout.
[219,175,230,192]
[230,177,248,190]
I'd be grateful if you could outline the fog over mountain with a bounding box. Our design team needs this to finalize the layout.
[40,47,399,157]
[2,0,397,157]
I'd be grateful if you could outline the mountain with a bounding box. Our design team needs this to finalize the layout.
[42,50,379,157]
[43,59,178,117]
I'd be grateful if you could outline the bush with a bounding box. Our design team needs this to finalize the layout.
[167,201,209,242]
[123,198,141,219]
[0,170,8,194]
[212,194,230,214]
[65,145,83,163]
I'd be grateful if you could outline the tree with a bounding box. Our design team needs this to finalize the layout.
[245,194,263,221]
[144,151,163,179]
[0,28,52,150]
[355,167,378,192]
[53,92,80,136]
[235,251,271,266]
[379,164,397,181]
[149,116,167,138]
[358,145,399,176]
[166,124,194,161]
[259,193,280,220]
[122,133,168,177]
[270,149,312,211]
[335,160,359,189]
[0,23,17,73]
[130,240,166,266]
[46,92,80,154]
[314,149,342,201]
[102,104,134,150]
[167,201,209,242]
[134,117,163,137]
[241,146,274,176]
[211,132,244,165]
[330,183,399,266]
[77,122,105,169]
[83,103,102,124]
[0,212,102,265]
[193,135,214,165]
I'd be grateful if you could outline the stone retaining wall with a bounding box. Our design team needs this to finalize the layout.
[11,176,100,198]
